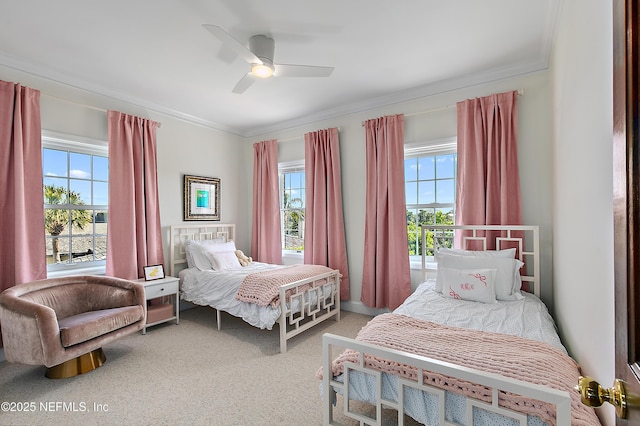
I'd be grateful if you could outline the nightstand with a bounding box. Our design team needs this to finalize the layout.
[138,276,179,334]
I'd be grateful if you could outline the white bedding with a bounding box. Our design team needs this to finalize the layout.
[332,280,567,426]
[394,279,567,354]
[179,262,284,329]
[180,262,335,330]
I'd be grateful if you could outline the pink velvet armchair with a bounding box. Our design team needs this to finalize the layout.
[0,275,146,378]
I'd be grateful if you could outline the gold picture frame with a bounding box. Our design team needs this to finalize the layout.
[183,175,220,221]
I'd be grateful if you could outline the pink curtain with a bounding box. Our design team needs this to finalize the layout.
[361,114,412,309]
[304,128,350,300]
[106,111,164,279]
[0,80,46,347]
[455,90,522,249]
[251,140,282,264]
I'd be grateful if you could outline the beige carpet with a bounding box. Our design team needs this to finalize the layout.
[0,307,379,426]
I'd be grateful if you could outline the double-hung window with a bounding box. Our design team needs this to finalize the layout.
[279,161,305,254]
[405,139,457,261]
[42,131,109,275]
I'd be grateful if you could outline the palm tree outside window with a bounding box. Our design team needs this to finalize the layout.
[42,132,108,273]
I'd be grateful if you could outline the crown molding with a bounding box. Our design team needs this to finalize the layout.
[0,37,554,140]
[242,58,550,138]
[0,52,244,136]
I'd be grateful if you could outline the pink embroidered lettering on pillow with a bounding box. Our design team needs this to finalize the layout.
[440,267,498,304]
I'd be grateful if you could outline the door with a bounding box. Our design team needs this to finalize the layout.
[613,0,640,423]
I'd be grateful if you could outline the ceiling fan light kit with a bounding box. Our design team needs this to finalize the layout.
[203,24,334,94]
[251,63,274,78]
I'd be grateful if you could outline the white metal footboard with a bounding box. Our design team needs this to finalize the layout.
[169,223,341,353]
[322,333,571,426]
[278,270,341,353]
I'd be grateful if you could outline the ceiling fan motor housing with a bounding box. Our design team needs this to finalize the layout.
[249,35,275,67]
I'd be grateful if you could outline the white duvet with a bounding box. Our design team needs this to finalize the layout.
[179,262,284,329]
[394,280,567,354]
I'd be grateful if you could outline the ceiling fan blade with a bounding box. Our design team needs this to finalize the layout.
[202,24,262,65]
[232,73,256,94]
[274,64,334,77]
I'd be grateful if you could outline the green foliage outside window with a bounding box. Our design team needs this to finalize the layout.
[407,209,454,256]
[282,190,304,251]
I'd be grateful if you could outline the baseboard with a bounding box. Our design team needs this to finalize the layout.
[340,300,389,317]
[178,300,198,311]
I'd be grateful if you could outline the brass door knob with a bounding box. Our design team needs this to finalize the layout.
[575,375,627,419]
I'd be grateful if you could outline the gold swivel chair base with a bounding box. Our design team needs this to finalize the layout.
[45,348,106,379]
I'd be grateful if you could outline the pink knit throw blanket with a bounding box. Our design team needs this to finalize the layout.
[320,313,600,426]
[236,264,334,307]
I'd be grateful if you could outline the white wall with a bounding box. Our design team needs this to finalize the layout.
[550,1,615,425]
[0,65,249,270]
[246,71,556,316]
[154,119,248,251]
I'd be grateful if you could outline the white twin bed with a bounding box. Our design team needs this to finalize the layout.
[321,225,600,425]
[169,223,340,353]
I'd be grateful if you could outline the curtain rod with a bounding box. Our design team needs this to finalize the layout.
[42,93,162,128]
[361,89,524,126]
[263,127,342,144]
[275,135,302,143]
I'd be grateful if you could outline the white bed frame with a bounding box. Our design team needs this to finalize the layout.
[322,225,572,425]
[169,223,341,353]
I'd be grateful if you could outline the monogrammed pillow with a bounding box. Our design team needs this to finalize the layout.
[439,267,498,304]
[435,253,524,301]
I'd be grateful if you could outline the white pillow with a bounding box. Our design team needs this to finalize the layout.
[184,239,225,269]
[203,240,237,255]
[440,267,497,304]
[435,253,524,300]
[185,239,235,270]
[438,247,516,259]
[186,240,238,271]
[209,251,242,271]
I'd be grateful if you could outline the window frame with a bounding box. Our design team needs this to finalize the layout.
[42,130,109,277]
[278,160,305,258]
[404,138,457,267]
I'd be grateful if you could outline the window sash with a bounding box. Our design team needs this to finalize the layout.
[43,131,108,273]
[279,161,305,253]
[405,140,457,259]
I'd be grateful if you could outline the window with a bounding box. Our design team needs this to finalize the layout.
[42,131,108,274]
[405,140,457,258]
[279,161,305,253]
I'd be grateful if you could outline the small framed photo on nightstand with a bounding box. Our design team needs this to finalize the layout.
[143,264,165,281]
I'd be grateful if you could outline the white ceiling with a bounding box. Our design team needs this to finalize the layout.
[0,0,559,138]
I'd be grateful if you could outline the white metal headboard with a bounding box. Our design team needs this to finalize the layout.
[421,225,540,297]
[169,223,236,277]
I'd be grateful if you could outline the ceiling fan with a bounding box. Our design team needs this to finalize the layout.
[203,24,334,94]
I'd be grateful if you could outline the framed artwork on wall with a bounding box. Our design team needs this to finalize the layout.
[183,175,220,221]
